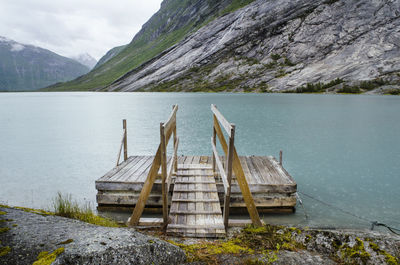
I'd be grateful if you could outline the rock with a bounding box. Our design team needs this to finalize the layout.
[107,0,400,93]
[0,207,186,265]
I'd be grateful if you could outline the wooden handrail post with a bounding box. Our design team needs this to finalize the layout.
[212,116,217,175]
[123,119,128,161]
[173,105,178,173]
[160,123,168,229]
[223,124,235,230]
[279,150,283,166]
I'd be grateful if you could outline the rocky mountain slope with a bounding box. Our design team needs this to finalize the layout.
[0,37,89,91]
[47,0,256,91]
[72,53,97,69]
[106,0,400,94]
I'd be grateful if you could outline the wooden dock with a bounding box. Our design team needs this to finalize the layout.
[95,104,297,238]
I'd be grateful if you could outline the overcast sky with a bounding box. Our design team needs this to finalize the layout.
[0,0,162,60]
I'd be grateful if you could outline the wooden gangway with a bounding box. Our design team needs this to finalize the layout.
[95,105,297,238]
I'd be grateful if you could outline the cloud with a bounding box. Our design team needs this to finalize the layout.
[0,0,162,60]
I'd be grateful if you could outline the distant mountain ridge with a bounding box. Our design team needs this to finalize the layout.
[48,0,400,94]
[73,53,97,70]
[0,37,89,91]
[48,0,256,91]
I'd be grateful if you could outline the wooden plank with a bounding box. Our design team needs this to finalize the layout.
[174,180,216,184]
[228,219,253,227]
[172,198,220,203]
[200,156,209,164]
[138,217,163,226]
[122,156,154,182]
[239,156,254,184]
[211,104,233,137]
[168,224,225,229]
[214,118,262,226]
[211,138,228,193]
[223,124,235,229]
[112,156,149,181]
[160,123,168,228]
[128,145,162,226]
[252,156,275,184]
[123,119,128,161]
[97,156,135,181]
[116,128,127,166]
[163,105,178,140]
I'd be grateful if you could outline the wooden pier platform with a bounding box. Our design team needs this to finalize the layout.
[96,155,296,211]
[95,104,297,238]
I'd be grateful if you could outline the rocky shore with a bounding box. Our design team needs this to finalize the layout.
[1,205,399,264]
[0,206,185,264]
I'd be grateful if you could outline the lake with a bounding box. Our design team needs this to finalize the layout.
[0,92,399,230]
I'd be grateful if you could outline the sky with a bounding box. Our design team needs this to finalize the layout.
[0,0,162,61]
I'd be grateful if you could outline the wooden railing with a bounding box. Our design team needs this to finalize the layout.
[211,104,262,228]
[116,119,128,166]
[128,105,178,228]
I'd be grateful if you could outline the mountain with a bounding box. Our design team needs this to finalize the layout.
[73,53,97,69]
[50,0,400,94]
[94,45,126,69]
[47,0,256,91]
[0,37,89,91]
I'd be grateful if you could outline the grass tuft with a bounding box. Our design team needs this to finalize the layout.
[52,192,119,227]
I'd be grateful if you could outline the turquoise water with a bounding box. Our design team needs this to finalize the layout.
[0,92,399,229]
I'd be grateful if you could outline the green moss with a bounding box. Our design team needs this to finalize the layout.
[368,242,399,265]
[0,211,6,215]
[305,235,312,244]
[33,248,64,265]
[14,206,54,217]
[339,238,370,264]
[168,238,254,263]
[0,205,10,208]
[0,246,11,257]
[12,224,17,227]
[58,239,73,245]
[0,227,10,233]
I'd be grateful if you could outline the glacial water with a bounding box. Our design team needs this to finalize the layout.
[0,92,399,230]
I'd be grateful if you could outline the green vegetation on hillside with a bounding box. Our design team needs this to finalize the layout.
[46,0,256,91]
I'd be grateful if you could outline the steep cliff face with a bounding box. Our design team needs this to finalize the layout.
[0,37,89,91]
[49,0,256,91]
[107,0,400,94]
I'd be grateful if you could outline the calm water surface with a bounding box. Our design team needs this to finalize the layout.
[0,92,399,229]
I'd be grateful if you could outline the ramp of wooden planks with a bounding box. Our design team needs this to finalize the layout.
[167,161,225,237]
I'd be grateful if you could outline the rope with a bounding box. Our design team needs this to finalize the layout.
[295,192,308,219]
[298,191,400,236]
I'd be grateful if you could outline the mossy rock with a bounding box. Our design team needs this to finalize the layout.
[32,247,64,265]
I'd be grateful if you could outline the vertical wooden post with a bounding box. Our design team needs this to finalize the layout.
[279,150,283,166]
[173,105,178,173]
[123,119,128,161]
[212,115,217,175]
[223,124,235,230]
[160,123,168,228]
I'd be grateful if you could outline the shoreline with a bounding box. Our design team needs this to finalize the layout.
[1,205,399,264]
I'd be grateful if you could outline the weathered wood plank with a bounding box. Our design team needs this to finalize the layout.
[211,104,233,137]
[214,118,262,226]
[128,146,162,226]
